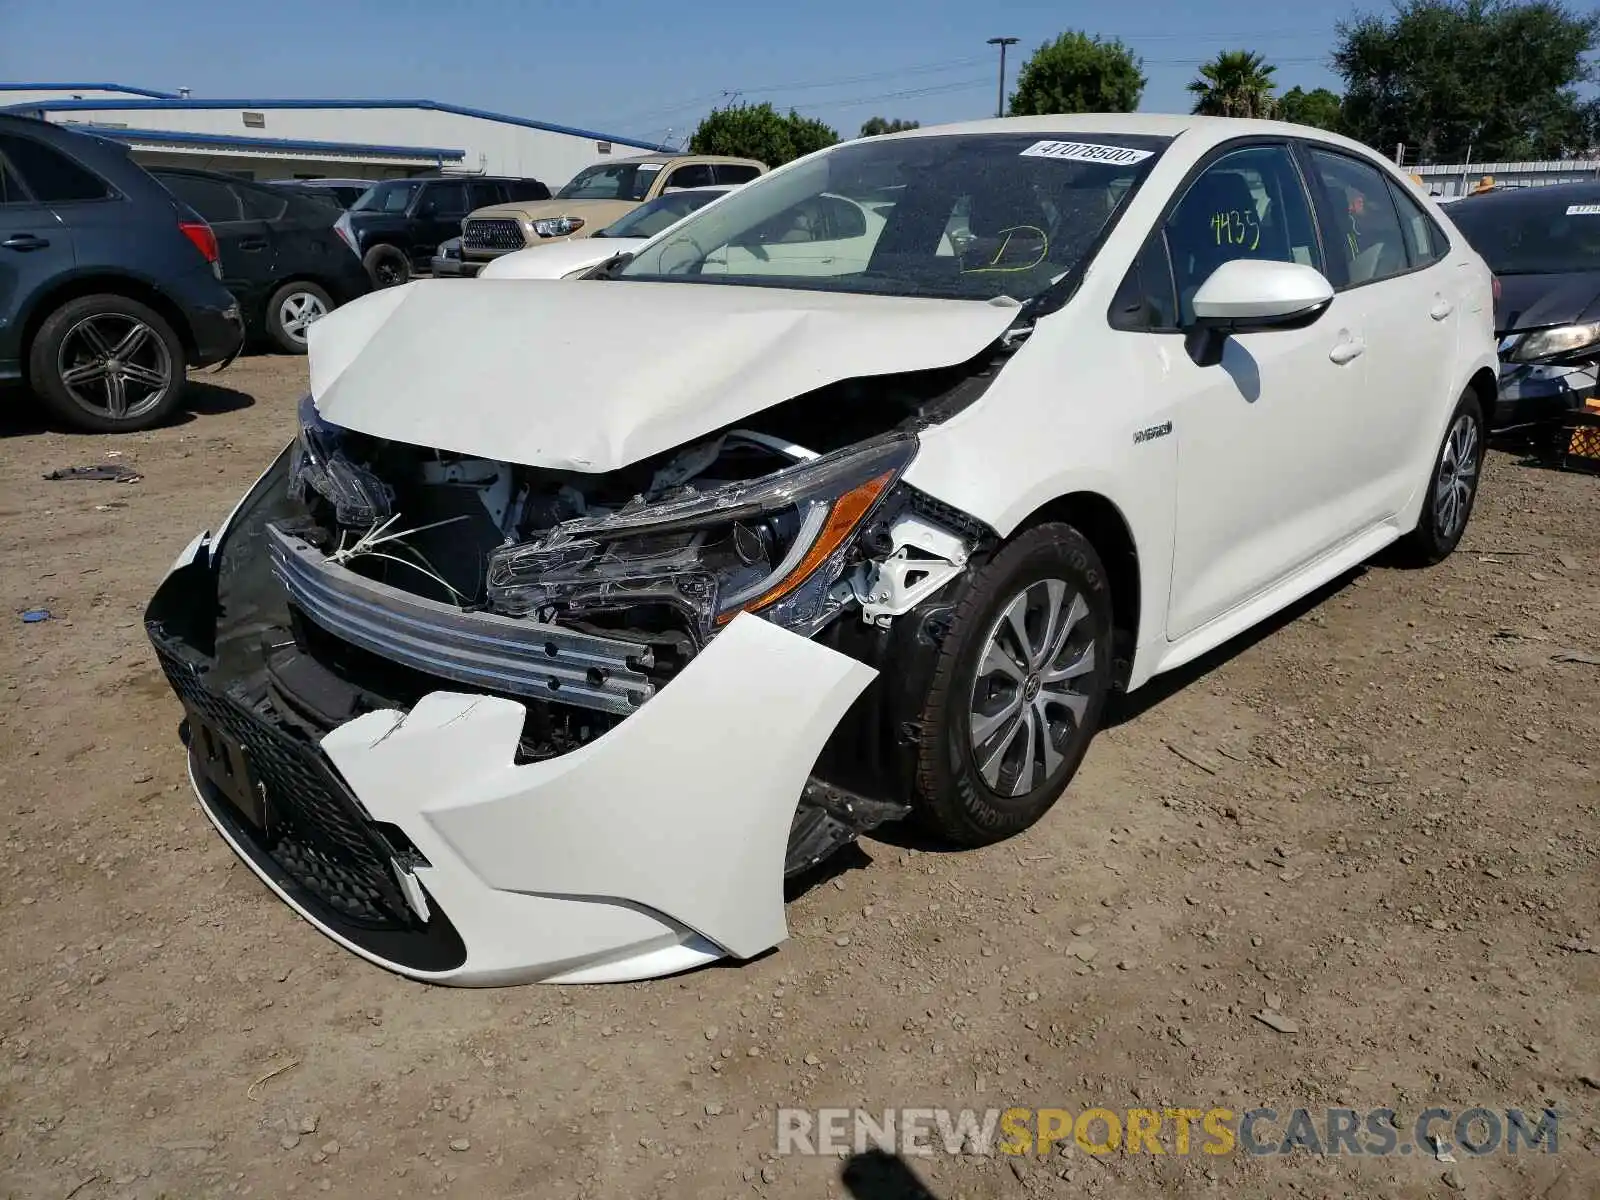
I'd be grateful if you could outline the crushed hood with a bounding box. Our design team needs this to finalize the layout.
[305,279,1019,473]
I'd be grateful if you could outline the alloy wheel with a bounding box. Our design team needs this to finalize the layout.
[55,314,174,423]
[1434,412,1480,541]
[277,291,329,345]
[968,578,1097,797]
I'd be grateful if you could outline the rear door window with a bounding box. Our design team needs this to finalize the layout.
[0,134,112,203]
[664,163,716,190]
[1387,179,1449,268]
[0,152,30,204]
[1304,148,1411,287]
[715,163,762,185]
[159,173,242,223]
[235,182,288,221]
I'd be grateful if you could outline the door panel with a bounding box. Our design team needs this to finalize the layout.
[0,199,71,368]
[1162,143,1368,640]
[1302,148,1453,520]
[1165,298,1369,639]
[413,181,469,267]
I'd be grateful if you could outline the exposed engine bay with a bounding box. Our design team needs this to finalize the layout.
[157,349,1007,900]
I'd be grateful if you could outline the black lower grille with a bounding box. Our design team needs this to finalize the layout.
[463,218,524,252]
[150,629,415,930]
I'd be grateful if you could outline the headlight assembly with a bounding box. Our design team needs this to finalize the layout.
[486,434,917,638]
[287,393,393,526]
[531,216,585,238]
[1506,321,1600,363]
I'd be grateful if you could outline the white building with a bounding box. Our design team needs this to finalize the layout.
[1,82,673,190]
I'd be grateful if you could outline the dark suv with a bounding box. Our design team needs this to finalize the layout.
[334,175,550,287]
[151,167,371,354]
[0,115,243,432]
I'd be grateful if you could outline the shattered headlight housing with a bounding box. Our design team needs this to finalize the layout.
[531,216,584,238]
[1505,321,1600,363]
[487,434,916,638]
[287,393,393,526]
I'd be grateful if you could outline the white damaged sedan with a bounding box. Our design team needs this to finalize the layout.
[147,115,1497,985]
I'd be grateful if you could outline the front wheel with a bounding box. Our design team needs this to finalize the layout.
[911,523,1114,847]
[363,244,410,288]
[1401,390,1485,564]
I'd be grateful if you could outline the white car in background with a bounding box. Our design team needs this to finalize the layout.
[147,114,1496,986]
[478,186,735,280]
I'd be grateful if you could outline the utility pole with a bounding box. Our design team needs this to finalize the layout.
[987,37,1019,119]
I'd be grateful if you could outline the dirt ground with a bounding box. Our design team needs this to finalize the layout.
[1,355,1597,1200]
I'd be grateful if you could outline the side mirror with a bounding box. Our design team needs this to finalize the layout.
[1184,259,1335,367]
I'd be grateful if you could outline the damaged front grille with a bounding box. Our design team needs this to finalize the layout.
[463,219,525,252]
[269,524,656,716]
[149,631,416,930]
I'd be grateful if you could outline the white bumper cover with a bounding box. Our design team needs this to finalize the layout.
[193,609,875,985]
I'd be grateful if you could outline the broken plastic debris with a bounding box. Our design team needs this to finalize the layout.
[21,609,51,623]
[43,464,142,483]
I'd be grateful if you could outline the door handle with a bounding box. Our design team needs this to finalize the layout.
[238,238,268,252]
[1429,298,1454,321]
[2,233,49,251]
[1329,339,1366,365]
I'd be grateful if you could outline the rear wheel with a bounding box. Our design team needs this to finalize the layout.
[28,294,185,432]
[1401,389,1485,564]
[363,245,410,288]
[911,523,1113,847]
[265,281,333,354]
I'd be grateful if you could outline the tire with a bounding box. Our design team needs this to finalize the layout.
[27,293,186,433]
[363,244,410,288]
[910,522,1114,847]
[265,281,334,354]
[1400,389,1485,565]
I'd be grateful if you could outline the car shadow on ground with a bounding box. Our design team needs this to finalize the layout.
[0,378,254,437]
[841,1151,942,1199]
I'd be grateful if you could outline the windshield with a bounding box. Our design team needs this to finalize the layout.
[556,162,662,202]
[617,132,1169,301]
[599,189,724,239]
[1449,193,1600,275]
[351,180,422,213]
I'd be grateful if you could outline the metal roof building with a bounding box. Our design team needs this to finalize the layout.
[1,83,673,188]
[1413,158,1600,198]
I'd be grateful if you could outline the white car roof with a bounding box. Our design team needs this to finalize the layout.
[873,113,1388,162]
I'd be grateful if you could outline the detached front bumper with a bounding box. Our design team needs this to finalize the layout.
[148,530,874,986]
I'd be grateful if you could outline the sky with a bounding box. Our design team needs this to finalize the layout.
[3,0,1351,145]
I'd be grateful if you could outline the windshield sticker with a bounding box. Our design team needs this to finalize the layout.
[1020,140,1154,166]
[1567,203,1600,216]
[636,163,664,174]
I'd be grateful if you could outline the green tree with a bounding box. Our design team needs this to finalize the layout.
[1187,50,1278,118]
[1008,32,1145,116]
[688,102,840,166]
[1278,86,1344,132]
[1334,0,1600,162]
[860,116,921,137]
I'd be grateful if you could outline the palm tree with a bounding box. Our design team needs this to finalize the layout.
[1188,51,1278,119]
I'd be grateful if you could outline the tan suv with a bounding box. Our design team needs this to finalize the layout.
[458,153,766,272]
